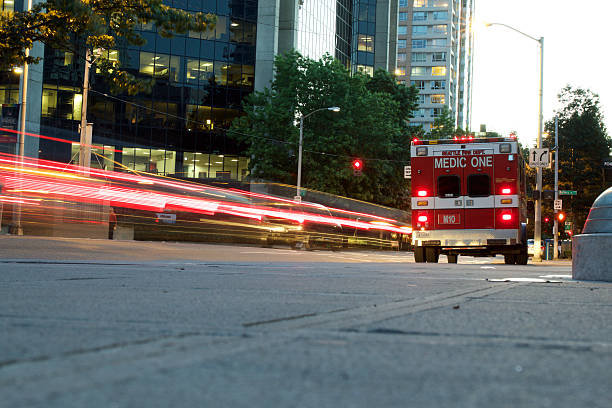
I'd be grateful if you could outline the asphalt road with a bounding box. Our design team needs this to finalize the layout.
[1,236,609,408]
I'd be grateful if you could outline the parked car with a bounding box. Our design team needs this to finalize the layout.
[527,239,544,257]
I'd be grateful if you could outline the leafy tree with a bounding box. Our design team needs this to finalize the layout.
[428,106,456,139]
[542,85,611,233]
[0,0,216,94]
[230,51,419,209]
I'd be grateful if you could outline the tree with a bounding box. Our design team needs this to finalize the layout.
[428,106,456,139]
[0,0,216,94]
[543,85,611,233]
[230,51,419,209]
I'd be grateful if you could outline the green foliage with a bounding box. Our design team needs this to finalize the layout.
[230,51,420,209]
[542,85,611,232]
[428,107,456,139]
[0,0,215,94]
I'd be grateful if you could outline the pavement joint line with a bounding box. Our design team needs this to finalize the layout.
[242,282,520,331]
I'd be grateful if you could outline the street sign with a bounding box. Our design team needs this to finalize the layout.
[528,148,550,168]
[404,165,411,179]
[564,221,572,231]
[559,190,577,196]
[554,199,562,210]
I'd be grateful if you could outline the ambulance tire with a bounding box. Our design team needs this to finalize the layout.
[425,247,440,263]
[414,247,426,263]
[516,250,528,265]
[504,254,516,264]
[447,254,458,264]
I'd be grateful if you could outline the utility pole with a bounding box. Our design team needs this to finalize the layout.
[78,47,93,171]
[553,116,559,260]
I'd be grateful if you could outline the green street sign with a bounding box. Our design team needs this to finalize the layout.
[559,190,577,196]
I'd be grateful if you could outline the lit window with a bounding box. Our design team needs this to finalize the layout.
[186,59,214,84]
[433,24,447,35]
[413,0,426,7]
[431,94,445,104]
[429,38,447,47]
[412,26,428,35]
[396,67,406,76]
[139,52,180,81]
[358,34,374,52]
[398,26,408,35]
[411,66,427,76]
[357,65,374,76]
[430,0,449,7]
[431,66,446,76]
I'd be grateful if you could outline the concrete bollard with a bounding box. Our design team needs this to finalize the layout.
[572,186,612,281]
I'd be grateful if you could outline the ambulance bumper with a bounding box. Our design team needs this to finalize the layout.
[412,229,519,247]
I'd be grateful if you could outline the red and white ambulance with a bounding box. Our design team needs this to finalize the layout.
[410,137,528,264]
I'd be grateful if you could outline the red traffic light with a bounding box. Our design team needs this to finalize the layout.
[544,217,550,223]
[352,159,363,170]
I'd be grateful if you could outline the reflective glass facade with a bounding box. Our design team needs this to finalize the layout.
[297,0,337,61]
[33,0,258,181]
[352,0,376,75]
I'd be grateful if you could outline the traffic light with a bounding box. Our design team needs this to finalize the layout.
[544,217,550,223]
[557,212,566,222]
[352,159,363,176]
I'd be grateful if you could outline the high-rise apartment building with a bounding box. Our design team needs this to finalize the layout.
[396,0,474,132]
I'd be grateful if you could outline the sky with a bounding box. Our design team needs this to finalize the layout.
[471,0,612,148]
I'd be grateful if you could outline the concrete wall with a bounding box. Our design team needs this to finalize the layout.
[255,0,281,92]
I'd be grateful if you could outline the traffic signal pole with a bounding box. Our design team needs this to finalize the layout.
[553,116,559,260]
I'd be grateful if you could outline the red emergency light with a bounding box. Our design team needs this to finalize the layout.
[501,213,512,221]
[417,189,428,197]
[501,187,512,195]
[417,215,428,223]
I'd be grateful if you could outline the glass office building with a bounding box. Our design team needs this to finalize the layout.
[3,0,398,180]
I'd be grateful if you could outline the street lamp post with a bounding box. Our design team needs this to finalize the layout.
[486,22,544,262]
[78,47,103,171]
[296,106,340,201]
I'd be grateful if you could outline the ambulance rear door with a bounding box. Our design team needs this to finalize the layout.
[463,148,495,229]
[432,147,465,230]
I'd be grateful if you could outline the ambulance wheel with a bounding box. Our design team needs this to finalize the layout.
[447,254,458,264]
[425,247,440,263]
[516,249,528,265]
[504,254,516,264]
[414,247,426,263]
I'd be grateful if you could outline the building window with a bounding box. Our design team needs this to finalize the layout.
[418,94,425,104]
[433,11,448,20]
[411,53,426,63]
[430,0,449,7]
[432,108,443,117]
[438,175,461,198]
[185,59,214,84]
[396,67,406,76]
[139,52,180,81]
[432,80,446,89]
[413,12,426,21]
[358,34,374,52]
[399,12,408,21]
[413,0,426,7]
[412,39,426,49]
[431,94,445,104]
[429,38,447,47]
[357,65,374,76]
[411,66,427,76]
[431,66,446,76]
[433,24,447,35]
[412,26,428,36]
[398,39,407,49]
[397,53,407,62]
[432,52,446,62]
[398,26,408,35]
[413,108,426,118]
[411,80,426,90]
[399,0,408,7]
[0,0,14,12]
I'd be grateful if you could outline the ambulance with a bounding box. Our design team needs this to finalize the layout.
[410,137,528,264]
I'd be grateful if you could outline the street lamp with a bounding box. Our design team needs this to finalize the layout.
[78,47,104,171]
[486,22,544,262]
[295,106,340,201]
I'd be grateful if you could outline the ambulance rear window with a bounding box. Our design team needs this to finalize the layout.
[437,175,461,198]
[467,174,491,197]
